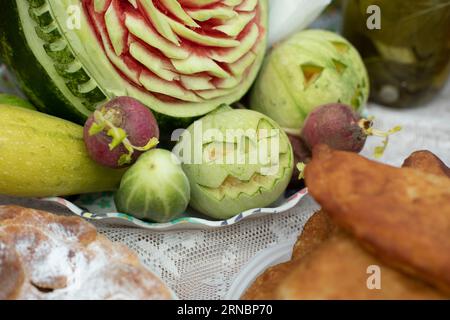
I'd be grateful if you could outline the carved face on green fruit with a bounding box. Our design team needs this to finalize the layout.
[0,0,268,125]
[174,109,294,219]
[250,29,369,130]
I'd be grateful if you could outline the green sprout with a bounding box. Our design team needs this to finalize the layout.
[89,109,159,166]
[358,117,402,159]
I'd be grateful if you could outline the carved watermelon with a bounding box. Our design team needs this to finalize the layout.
[0,0,268,129]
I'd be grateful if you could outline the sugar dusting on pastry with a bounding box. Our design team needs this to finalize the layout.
[0,205,172,300]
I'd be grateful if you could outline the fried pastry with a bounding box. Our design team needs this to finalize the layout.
[245,148,450,300]
[292,210,337,260]
[247,210,446,300]
[0,205,172,300]
[277,231,446,300]
[242,210,335,300]
[240,261,296,300]
[402,150,450,177]
[304,145,450,293]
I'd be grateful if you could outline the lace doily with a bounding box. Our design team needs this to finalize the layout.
[0,194,319,299]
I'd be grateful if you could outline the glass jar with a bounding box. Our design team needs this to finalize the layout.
[342,0,450,108]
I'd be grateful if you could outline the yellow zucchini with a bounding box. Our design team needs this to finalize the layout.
[0,104,125,197]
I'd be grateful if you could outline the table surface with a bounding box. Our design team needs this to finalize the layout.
[1,76,449,299]
[1,2,449,298]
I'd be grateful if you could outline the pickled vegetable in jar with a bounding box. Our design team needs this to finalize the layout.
[342,0,450,108]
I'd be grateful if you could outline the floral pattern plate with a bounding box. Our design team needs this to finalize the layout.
[40,188,309,231]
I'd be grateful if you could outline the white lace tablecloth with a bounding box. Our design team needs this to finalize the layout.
[360,82,450,167]
[1,82,448,300]
[2,0,448,300]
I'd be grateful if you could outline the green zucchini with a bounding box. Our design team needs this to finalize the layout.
[0,104,125,197]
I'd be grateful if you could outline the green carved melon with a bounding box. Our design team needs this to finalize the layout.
[174,109,294,219]
[250,29,369,130]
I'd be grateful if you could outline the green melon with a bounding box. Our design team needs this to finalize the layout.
[175,109,294,219]
[250,29,369,131]
[0,0,268,129]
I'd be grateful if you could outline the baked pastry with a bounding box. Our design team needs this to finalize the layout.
[0,205,172,300]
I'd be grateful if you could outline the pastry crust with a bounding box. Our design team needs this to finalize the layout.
[305,145,450,293]
[242,210,335,300]
[0,206,172,300]
[292,209,337,260]
[277,231,446,300]
[402,150,450,177]
[243,148,450,300]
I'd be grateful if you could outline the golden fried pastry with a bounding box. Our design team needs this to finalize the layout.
[292,210,337,260]
[242,210,335,300]
[402,150,450,177]
[245,148,450,300]
[245,210,446,300]
[241,261,296,300]
[305,145,450,293]
[0,205,172,300]
[277,231,446,300]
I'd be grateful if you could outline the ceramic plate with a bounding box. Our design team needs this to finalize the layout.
[40,188,308,231]
[225,240,296,299]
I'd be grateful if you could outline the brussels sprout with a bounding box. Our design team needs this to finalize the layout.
[174,109,294,219]
[114,149,190,223]
[250,29,369,130]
